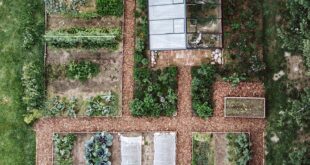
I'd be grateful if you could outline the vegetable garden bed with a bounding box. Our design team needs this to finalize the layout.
[44,0,124,117]
[192,132,251,165]
[224,97,265,118]
[52,132,176,165]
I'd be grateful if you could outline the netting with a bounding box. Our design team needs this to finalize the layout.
[120,136,142,165]
[153,132,176,165]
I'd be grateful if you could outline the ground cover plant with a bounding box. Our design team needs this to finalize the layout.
[53,133,77,165]
[222,0,265,77]
[66,60,100,81]
[84,132,113,165]
[192,133,214,165]
[45,27,122,49]
[226,133,252,165]
[263,0,310,164]
[131,0,178,117]
[0,0,44,163]
[191,64,216,118]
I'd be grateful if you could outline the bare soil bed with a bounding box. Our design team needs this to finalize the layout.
[224,97,265,118]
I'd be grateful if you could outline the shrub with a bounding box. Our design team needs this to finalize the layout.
[45,27,121,49]
[96,0,123,16]
[191,64,216,118]
[86,91,118,116]
[84,132,113,165]
[66,60,100,81]
[23,109,43,124]
[53,133,77,165]
[21,62,44,111]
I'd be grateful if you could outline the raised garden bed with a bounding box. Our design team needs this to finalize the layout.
[192,132,251,165]
[224,97,265,118]
[52,132,176,165]
[44,0,124,117]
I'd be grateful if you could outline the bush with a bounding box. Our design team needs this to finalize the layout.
[21,62,44,111]
[191,64,216,118]
[23,109,43,124]
[45,27,122,49]
[66,60,100,81]
[53,133,77,165]
[96,0,123,16]
[84,132,113,165]
[86,91,118,116]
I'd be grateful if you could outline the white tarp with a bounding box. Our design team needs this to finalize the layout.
[153,132,176,165]
[121,136,142,165]
[149,4,185,20]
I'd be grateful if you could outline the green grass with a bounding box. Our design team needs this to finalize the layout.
[192,133,214,165]
[262,0,298,164]
[0,0,44,164]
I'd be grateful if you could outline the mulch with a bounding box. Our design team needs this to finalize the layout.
[35,0,266,164]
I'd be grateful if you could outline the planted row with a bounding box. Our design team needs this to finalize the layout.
[45,27,121,49]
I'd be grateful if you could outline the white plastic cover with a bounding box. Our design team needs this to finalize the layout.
[148,0,186,50]
[153,132,176,165]
[121,136,142,165]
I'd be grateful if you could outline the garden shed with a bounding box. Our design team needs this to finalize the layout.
[153,132,176,165]
[120,135,142,165]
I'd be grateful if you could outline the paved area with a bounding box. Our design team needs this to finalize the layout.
[35,1,266,164]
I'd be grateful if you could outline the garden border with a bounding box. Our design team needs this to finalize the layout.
[224,97,266,119]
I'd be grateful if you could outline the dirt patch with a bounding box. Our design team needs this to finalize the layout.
[47,15,122,30]
[286,55,310,90]
[214,133,228,165]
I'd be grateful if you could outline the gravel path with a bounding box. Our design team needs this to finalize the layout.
[35,0,266,164]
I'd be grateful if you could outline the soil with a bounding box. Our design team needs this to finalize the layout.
[36,0,266,164]
[47,15,122,30]
[214,133,228,165]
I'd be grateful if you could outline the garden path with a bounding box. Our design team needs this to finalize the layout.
[35,0,266,164]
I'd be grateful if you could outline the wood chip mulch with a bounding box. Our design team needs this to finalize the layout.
[35,1,266,164]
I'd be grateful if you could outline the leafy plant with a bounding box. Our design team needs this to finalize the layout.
[84,132,113,165]
[66,60,100,81]
[44,0,87,14]
[44,96,66,117]
[53,133,77,165]
[66,97,78,118]
[223,73,247,87]
[86,91,118,116]
[96,0,123,16]
[192,64,216,118]
[227,133,252,165]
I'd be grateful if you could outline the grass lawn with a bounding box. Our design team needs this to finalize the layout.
[0,0,44,164]
[262,0,300,164]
